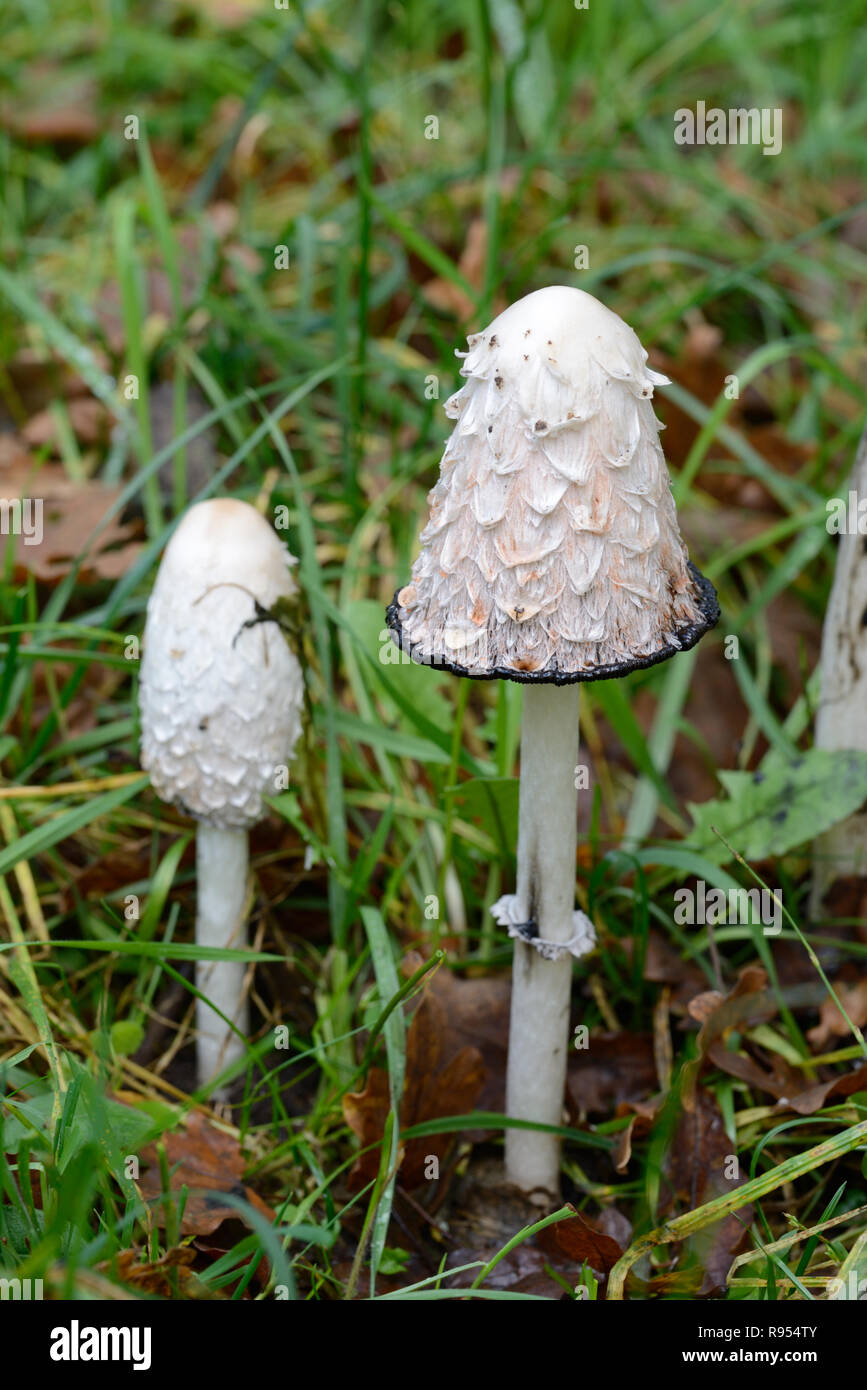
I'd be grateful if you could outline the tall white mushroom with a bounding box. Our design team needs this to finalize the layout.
[387,286,718,1200]
[139,498,304,1093]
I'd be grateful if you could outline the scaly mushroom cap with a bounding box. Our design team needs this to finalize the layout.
[387,286,718,682]
[139,499,304,828]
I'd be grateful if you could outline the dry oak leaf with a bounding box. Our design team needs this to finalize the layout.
[682,964,773,1106]
[449,1203,630,1298]
[341,1068,391,1188]
[567,1031,657,1117]
[807,980,867,1050]
[665,1086,752,1295]
[138,1112,273,1237]
[343,979,485,1191]
[0,71,99,145]
[611,1096,662,1173]
[22,397,112,451]
[785,1063,867,1117]
[683,962,857,1115]
[640,928,708,1010]
[447,1242,567,1298]
[702,1038,867,1117]
[100,1247,223,1300]
[0,453,143,583]
[536,1204,624,1276]
[61,845,156,910]
[425,964,510,1113]
[2,352,111,417]
[705,1039,803,1105]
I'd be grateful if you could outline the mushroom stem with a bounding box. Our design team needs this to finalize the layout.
[195,824,250,1091]
[505,682,580,1200]
[811,425,867,916]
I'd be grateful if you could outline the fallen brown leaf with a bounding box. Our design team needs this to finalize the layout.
[807,980,867,1050]
[100,1247,221,1299]
[611,1097,661,1173]
[705,1039,801,1104]
[679,960,867,1120]
[642,928,709,1009]
[447,1241,567,1297]
[0,453,143,583]
[0,71,99,145]
[22,397,112,451]
[62,845,157,909]
[665,1086,753,1294]
[4,351,111,418]
[567,1031,657,1117]
[786,1063,867,1117]
[818,877,867,931]
[139,1112,274,1238]
[536,1204,624,1275]
[682,965,775,1105]
[343,966,485,1191]
[426,965,510,1112]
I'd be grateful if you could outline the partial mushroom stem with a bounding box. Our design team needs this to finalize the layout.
[505,682,580,1200]
[195,824,250,1092]
[811,424,867,916]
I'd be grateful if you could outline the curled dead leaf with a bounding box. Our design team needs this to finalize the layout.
[138,1112,274,1238]
[807,979,867,1050]
[536,1204,624,1275]
[342,966,485,1191]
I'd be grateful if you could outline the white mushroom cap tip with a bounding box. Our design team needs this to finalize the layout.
[139,499,304,830]
[392,286,715,679]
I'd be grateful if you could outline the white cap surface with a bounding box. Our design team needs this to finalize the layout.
[393,286,709,677]
[139,499,304,829]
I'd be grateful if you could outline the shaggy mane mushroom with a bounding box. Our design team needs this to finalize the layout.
[139,498,304,1095]
[387,286,718,1200]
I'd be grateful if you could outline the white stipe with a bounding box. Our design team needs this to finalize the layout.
[503,683,592,1200]
[195,824,250,1093]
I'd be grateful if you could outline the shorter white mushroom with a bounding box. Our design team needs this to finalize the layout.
[139,498,304,1093]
